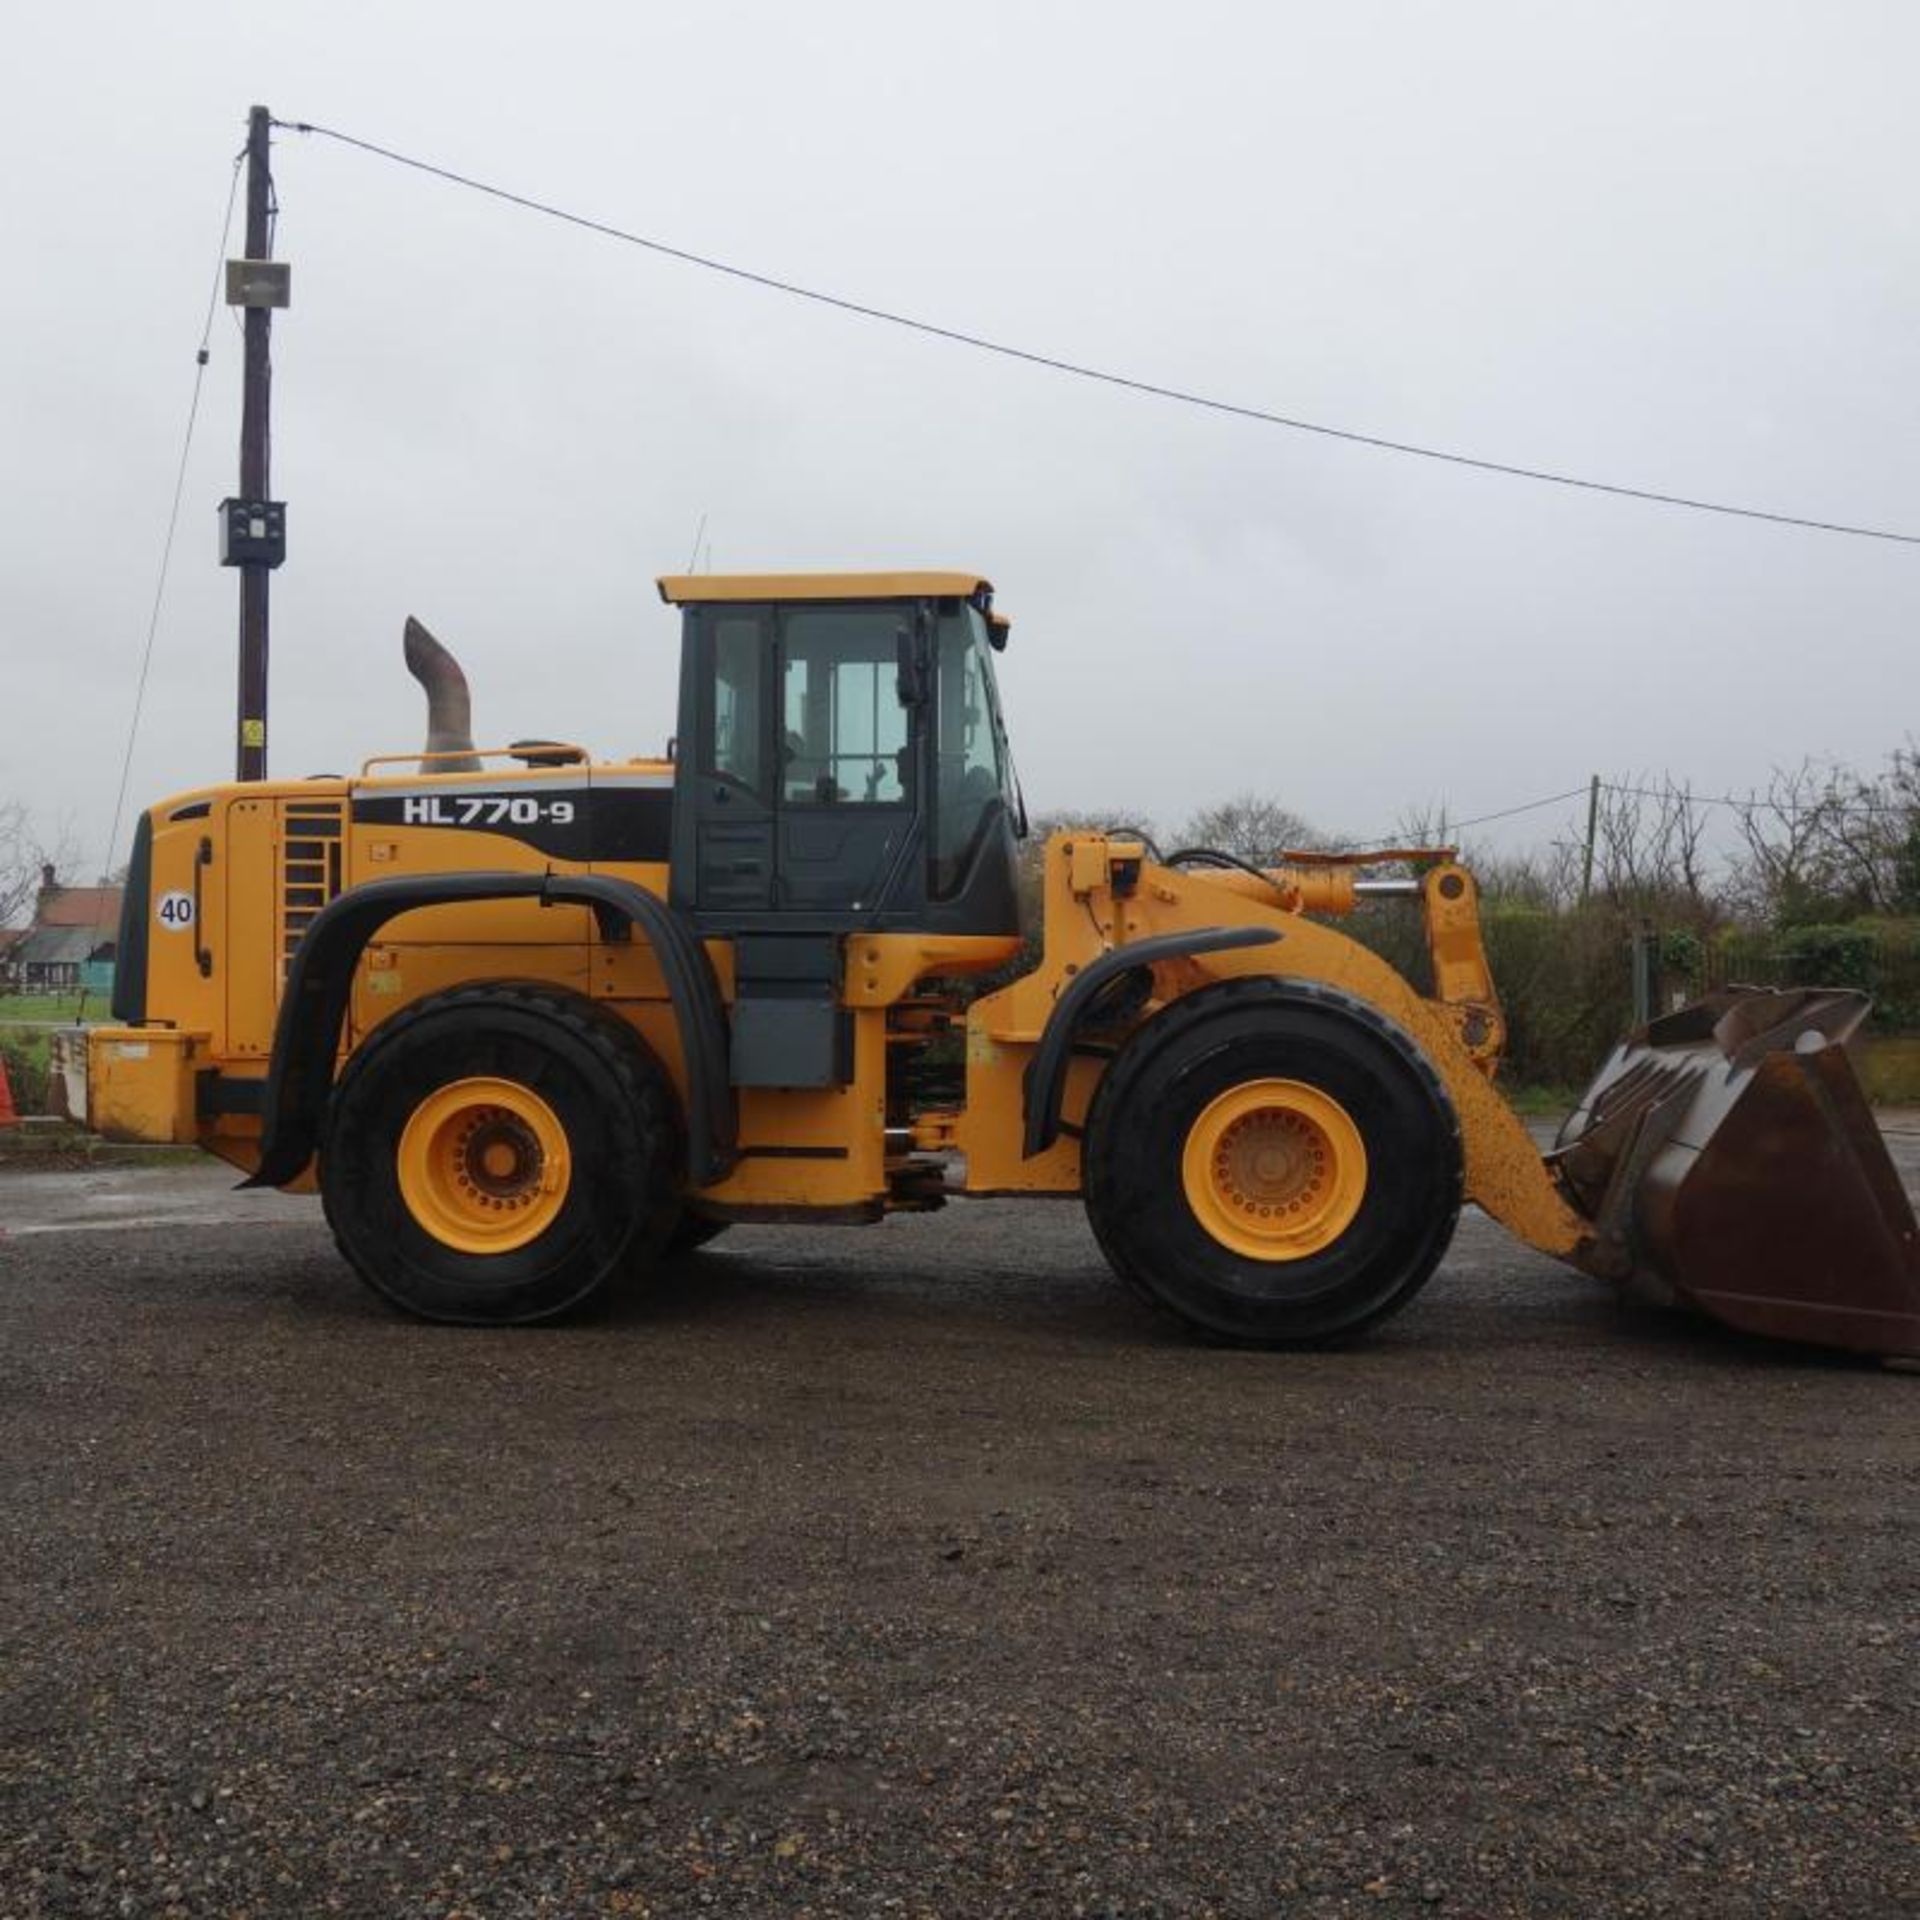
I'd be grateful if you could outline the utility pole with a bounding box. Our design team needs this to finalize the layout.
[221,105,289,781]
[1580,772,1601,903]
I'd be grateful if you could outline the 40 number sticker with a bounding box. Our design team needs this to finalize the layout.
[156,890,195,930]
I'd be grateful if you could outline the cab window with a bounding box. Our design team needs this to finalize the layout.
[779,608,910,805]
[932,604,1010,896]
[707,614,767,794]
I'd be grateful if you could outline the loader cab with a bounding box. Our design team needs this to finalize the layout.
[661,572,1024,938]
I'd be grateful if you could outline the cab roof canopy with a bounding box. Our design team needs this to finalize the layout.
[656,571,992,606]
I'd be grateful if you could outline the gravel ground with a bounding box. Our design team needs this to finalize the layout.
[1,1145,1916,1919]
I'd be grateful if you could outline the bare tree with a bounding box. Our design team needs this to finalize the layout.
[0,802,69,930]
[1814,743,1920,916]
[1589,775,1718,921]
[1726,763,1824,920]
[1379,799,1450,851]
[1177,792,1330,862]
[1468,844,1579,911]
[1891,744,1920,913]
[1723,755,1920,923]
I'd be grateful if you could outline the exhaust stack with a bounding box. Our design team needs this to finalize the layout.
[402,616,482,774]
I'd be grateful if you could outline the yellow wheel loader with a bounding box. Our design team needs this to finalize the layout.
[79,572,1919,1353]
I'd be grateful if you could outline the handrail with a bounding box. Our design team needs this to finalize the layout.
[357,743,591,776]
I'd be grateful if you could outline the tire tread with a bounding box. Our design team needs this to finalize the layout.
[1084,977,1462,1346]
[320,983,682,1322]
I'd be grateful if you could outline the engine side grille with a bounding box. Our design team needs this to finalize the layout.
[280,799,344,978]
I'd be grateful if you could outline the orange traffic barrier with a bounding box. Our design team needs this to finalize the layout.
[0,1053,17,1128]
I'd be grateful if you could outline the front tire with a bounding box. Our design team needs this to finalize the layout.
[1084,979,1461,1345]
[321,985,679,1324]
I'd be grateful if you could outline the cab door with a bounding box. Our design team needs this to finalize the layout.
[772,604,917,914]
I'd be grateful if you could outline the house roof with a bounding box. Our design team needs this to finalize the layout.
[37,885,121,929]
[0,928,26,958]
[15,926,112,967]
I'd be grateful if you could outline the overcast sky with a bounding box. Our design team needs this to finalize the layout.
[4,1,1916,879]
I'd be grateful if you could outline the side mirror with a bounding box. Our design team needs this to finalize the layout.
[895,625,929,708]
[987,612,1011,652]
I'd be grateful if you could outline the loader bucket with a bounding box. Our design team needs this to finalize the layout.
[1553,988,1920,1356]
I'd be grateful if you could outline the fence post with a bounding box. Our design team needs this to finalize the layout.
[1631,921,1662,1027]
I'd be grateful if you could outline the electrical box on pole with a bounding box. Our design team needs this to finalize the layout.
[224,259,290,309]
[217,498,287,568]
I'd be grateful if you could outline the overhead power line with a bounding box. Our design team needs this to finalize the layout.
[1599,777,1911,817]
[1346,770,1913,853]
[1448,787,1596,833]
[1345,785,1591,852]
[274,116,1920,548]
[103,148,245,869]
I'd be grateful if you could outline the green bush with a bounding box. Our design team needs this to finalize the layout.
[1776,924,1878,992]
[1660,927,1703,981]
[0,1034,46,1114]
[1484,904,1638,1088]
[1346,899,1639,1089]
[1705,920,1920,1031]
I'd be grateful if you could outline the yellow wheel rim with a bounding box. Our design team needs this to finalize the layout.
[1180,1078,1367,1262]
[395,1076,571,1254]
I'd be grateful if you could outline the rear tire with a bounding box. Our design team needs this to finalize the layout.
[1084,979,1461,1345]
[321,985,680,1324]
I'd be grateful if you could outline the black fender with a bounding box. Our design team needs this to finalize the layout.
[244,871,735,1190]
[1021,926,1283,1158]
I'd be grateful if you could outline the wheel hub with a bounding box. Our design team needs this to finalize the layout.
[461,1114,544,1199]
[396,1076,572,1254]
[1181,1079,1367,1262]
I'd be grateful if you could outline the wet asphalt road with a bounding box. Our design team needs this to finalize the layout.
[0,1149,1916,1919]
